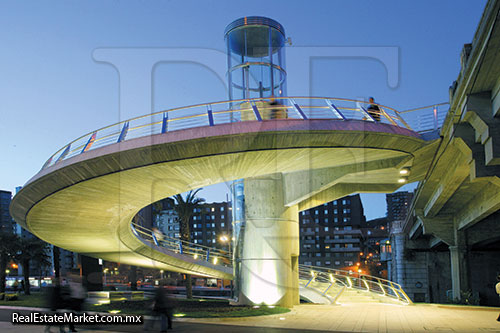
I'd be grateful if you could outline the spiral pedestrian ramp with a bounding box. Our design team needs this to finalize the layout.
[10,97,436,305]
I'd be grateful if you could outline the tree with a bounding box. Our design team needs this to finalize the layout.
[16,237,51,295]
[17,237,51,294]
[172,189,205,299]
[0,232,19,293]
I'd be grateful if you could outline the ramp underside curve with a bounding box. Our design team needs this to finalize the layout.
[11,120,435,278]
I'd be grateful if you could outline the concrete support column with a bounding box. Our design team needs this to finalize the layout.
[237,173,299,307]
[392,232,405,286]
[449,245,469,301]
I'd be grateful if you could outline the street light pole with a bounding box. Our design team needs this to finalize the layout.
[103,268,108,286]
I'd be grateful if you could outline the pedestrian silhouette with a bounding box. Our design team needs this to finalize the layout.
[145,281,174,332]
[366,97,381,122]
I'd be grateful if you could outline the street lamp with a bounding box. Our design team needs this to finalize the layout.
[219,234,232,294]
[219,235,231,258]
[103,268,109,286]
[160,269,164,280]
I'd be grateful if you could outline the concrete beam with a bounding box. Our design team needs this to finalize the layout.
[423,145,470,218]
[456,176,500,230]
[462,92,500,166]
[429,236,444,249]
[408,219,423,240]
[419,216,455,246]
[466,210,500,247]
[415,138,471,216]
[297,183,400,212]
[283,155,409,207]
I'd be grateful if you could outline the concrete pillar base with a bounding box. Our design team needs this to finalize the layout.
[236,173,300,308]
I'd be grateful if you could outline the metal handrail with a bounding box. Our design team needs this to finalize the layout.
[131,222,231,265]
[39,96,439,171]
[131,223,411,304]
[298,264,412,304]
[399,102,449,134]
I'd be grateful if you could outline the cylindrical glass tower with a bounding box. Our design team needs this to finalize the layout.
[227,17,289,304]
[225,16,287,101]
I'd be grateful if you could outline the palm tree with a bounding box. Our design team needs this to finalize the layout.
[0,232,19,293]
[16,237,51,295]
[173,189,205,299]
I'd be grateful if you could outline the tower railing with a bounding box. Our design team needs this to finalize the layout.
[39,97,444,170]
[131,222,412,304]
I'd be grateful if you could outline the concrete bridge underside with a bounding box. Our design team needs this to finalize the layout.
[11,119,437,304]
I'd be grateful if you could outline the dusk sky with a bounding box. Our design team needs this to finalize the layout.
[0,1,487,220]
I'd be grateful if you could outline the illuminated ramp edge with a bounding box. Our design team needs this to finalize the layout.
[132,224,411,305]
[299,265,412,305]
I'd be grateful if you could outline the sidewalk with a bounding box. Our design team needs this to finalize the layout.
[2,303,500,332]
[179,303,500,332]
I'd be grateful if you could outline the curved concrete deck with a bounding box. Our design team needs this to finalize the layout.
[10,119,438,277]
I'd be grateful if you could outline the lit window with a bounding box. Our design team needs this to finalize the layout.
[221,207,224,211]
[324,209,328,214]
[324,227,329,232]
[221,215,224,219]
[221,223,225,227]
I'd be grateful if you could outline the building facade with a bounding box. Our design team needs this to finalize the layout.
[190,201,232,250]
[0,190,15,234]
[298,194,366,270]
[154,198,180,239]
[386,191,413,224]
